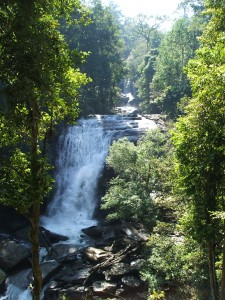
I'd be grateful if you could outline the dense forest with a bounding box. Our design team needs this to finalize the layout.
[0,0,225,299]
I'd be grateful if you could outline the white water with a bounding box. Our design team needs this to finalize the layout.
[41,118,113,243]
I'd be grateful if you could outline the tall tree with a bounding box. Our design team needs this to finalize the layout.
[0,1,89,299]
[121,16,163,97]
[149,16,202,117]
[64,0,124,114]
[172,1,225,299]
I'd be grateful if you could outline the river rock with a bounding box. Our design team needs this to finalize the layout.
[13,226,68,247]
[82,224,123,242]
[82,225,104,239]
[121,222,149,242]
[42,228,68,244]
[92,280,117,293]
[60,267,92,284]
[0,239,31,271]
[104,263,132,280]
[41,262,63,284]
[46,244,78,261]
[27,261,62,285]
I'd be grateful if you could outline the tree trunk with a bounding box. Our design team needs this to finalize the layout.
[30,204,42,300]
[208,242,219,300]
[30,100,42,300]
[220,221,225,300]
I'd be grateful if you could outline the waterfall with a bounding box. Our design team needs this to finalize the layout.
[0,113,159,299]
[41,117,113,243]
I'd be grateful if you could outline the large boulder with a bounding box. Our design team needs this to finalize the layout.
[82,222,149,244]
[0,239,31,271]
[46,244,78,261]
[13,226,68,246]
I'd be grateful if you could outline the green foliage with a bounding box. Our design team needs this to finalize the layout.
[122,16,163,98]
[142,222,209,298]
[171,2,225,298]
[136,49,158,112]
[0,0,89,216]
[147,16,204,118]
[101,129,171,226]
[148,290,165,300]
[63,0,124,114]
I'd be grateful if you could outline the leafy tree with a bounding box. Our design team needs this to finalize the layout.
[121,16,163,96]
[136,49,159,113]
[0,1,89,299]
[64,0,124,114]
[101,129,171,227]
[132,14,165,52]
[142,225,209,298]
[172,2,225,299]
[149,16,202,118]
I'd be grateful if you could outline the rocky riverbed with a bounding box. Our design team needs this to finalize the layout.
[0,222,149,300]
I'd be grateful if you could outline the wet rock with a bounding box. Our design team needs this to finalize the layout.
[60,267,92,284]
[28,261,63,285]
[52,259,85,282]
[13,226,68,246]
[40,227,69,244]
[46,244,78,261]
[104,263,132,280]
[41,262,63,284]
[121,275,142,288]
[82,224,123,242]
[121,222,149,242]
[0,239,31,271]
[12,227,30,243]
[102,226,123,242]
[82,225,104,239]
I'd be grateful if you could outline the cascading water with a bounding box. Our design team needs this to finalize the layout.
[41,117,113,243]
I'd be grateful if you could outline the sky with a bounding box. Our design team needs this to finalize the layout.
[102,0,182,17]
[101,0,183,29]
